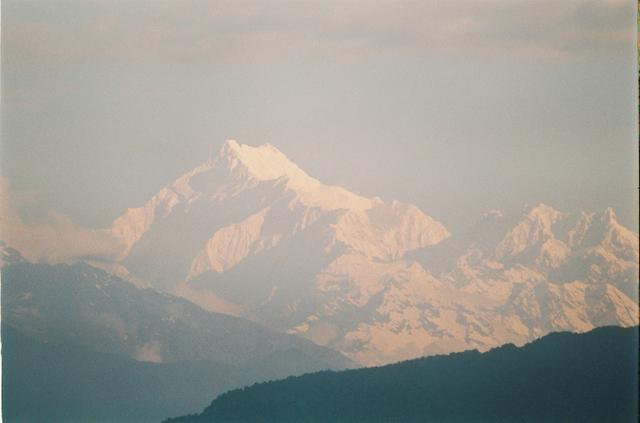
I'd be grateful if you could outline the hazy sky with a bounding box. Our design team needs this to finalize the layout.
[2,0,638,231]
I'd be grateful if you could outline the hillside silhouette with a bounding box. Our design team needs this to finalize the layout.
[166,326,639,423]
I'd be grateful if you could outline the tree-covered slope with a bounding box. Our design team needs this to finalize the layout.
[167,326,639,423]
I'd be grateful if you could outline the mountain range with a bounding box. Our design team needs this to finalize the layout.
[1,139,638,422]
[84,140,639,365]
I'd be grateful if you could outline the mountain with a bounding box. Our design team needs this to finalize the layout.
[1,261,353,422]
[165,326,639,423]
[414,204,638,297]
[406,204,639,350]
[85,141,640,366]
[2,325,240,423]
[98,140,638,365]
[103,140,452,364]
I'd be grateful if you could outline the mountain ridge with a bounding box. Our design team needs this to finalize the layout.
[2,259,354,421]
[1,260,353,368]
[165,325,639,423]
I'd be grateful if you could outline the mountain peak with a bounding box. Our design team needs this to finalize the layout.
[217,138,241,159]
[217,140,310,184]
[602,207,617,224]
[523,203,565,228]
[209,140,375,211]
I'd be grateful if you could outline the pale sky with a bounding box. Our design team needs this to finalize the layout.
[2,0,638,231]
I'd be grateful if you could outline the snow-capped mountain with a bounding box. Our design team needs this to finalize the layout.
[413,203,638,298]
[98,141,638,366]
[108,140,449,316]
[400,204,638,363]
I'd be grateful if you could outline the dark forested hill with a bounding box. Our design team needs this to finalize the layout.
[167,326,639,423]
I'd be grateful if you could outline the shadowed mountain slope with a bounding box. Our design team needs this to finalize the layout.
[1,261,353,422]
[2,326,241,423]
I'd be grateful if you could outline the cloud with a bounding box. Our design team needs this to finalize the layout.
[0,178,124,263]
[2,0,635,66]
